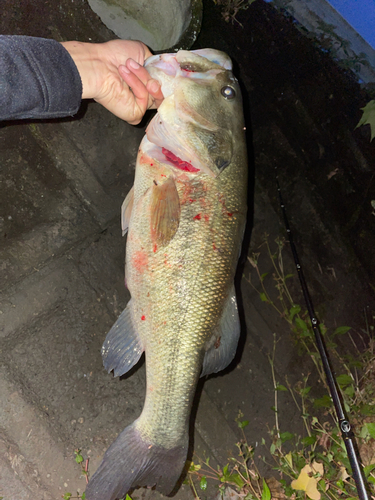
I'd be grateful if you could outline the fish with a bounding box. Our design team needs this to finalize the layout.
[85,48,248,500]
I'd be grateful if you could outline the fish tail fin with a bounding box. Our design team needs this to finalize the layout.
[85,421,188,500]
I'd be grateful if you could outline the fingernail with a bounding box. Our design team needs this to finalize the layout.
[128,59,140,70]
[120,64,130,74]
[149,80,160,93]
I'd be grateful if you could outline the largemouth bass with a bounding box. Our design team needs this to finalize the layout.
[86,48,247,500]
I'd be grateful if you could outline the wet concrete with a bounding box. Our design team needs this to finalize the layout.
[1,0,375,499]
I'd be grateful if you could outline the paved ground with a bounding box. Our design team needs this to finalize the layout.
[0,105,296,500]
[1,1,375,499]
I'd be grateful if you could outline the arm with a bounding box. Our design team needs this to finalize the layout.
[0,35,82,120]
[0,36,163,123]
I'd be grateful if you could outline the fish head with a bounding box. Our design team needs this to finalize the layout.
[145,49,244,178]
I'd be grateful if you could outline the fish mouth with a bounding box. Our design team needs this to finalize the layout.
[145,50,232,99]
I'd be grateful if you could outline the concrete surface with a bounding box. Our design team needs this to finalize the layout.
[0,104,290,498]
[0,106,291,498]
[86,0,201,51]
[1,0,375,499]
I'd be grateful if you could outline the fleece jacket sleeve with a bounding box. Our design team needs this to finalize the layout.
[0,35,83,120]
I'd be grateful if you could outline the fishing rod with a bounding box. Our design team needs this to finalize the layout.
[275,166,370,500]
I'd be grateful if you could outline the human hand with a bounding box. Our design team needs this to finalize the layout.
[61,39,164,124]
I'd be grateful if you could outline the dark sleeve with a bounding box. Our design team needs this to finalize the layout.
[0,35,83,120]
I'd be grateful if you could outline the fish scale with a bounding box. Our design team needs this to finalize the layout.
[133,155,241,447]
[86,48,247,500]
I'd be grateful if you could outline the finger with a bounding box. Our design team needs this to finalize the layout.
[126,59,164,108]
[120,63,163,110]
[118,65,149,122]
[119,65,149,107]
[126,58,151,85]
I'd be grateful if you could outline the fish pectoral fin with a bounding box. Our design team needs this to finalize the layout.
[201,285,240,377]
[121,186,134,236]
[101,299,144,377]
[150,176,180,246]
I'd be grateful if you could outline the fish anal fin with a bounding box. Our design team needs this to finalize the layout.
[101,300,144,377]
[121,186,134,236]
[201,285,240,377]
[85,420,188,500]
[150,177,180,246]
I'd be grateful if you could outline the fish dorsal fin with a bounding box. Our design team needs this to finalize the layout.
[121,186,134,236]
[150,176,180,246]
[101,299,144,377]
[201,285,240,377]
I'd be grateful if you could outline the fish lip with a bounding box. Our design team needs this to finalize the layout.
[145,53,179,76]
[145,54,179,99]
[145,52,225,99]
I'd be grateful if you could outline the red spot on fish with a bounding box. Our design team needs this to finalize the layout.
[179,182,198,205]
[141,315,146,321]
[150,163,153,166]
[153,244,157,253]
[204,214,209,222]
[140,153,154,166]
[133,250,148,273]
[227,212,233,217]
[162,147,199,173]
[193,213,201,220]
[213,243,217,250]
[161,174,167,178]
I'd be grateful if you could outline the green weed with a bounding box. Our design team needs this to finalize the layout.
[356,100,375,141]
[62,450,88,499]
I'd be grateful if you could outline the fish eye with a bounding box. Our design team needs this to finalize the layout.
[221,86,236,99]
